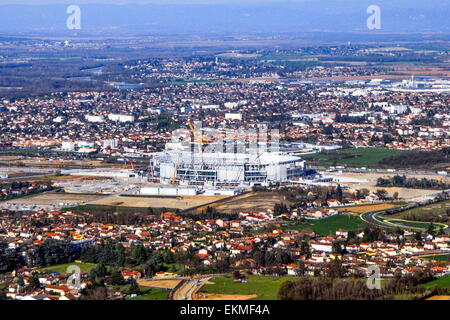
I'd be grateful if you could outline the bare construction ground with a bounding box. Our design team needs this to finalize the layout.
[328,172,449,201]
[138,280,181,289]
[194,192,291,214]
[1,193,105,206]
[194,293,257,300]
[89,194,229,210]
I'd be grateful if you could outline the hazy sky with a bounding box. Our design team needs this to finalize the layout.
[0,0,310,3]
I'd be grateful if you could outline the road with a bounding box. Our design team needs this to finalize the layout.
[360,205,449,231]
[172,276,212,300]
[361,210,392,228]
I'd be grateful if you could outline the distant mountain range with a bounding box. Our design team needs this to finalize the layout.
[0,0,448,35]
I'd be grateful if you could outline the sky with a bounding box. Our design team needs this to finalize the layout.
[0,0,446,34]
[0,0,309,3]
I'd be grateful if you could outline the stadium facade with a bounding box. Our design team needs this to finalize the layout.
[149,150,307,187]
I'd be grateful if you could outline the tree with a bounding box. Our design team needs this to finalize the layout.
[395,227,404,236]
[323,124,334,135]
[357,188,370,200]
[278,280,296,300]
[335,185,343,202]
[96,263,108,278]
[332,242,343,254]
[393,191,399,200]
[80,285,109,300]
[427,223,435,236]
[415,232,422,241]
[109,270,125,286]
[296,260,306,276]
[375,189,388,200]
[326,259,346,278]
[127,279,141,295]
[233,270,242,280]
[27,273,41,291]
[300,241,311,258]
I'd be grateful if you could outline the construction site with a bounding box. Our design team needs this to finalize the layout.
[146,121,308,193]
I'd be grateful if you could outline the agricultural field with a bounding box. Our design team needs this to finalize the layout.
[199,275,294,300]
[303,148,405,168]
[285,214,365,236]
[197,192,291,214]
[38,262,97,274]
[339,203,400,214]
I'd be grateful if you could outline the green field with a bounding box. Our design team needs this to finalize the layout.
[303,148,405,168]
[421,275,450,289]
[127,288,169,300]
[201,275,294,300]
[285,214,365,236]
[378,217,446,231]
[424,254,450,262]
[39,262,97,274]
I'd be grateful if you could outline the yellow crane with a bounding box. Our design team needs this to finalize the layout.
[170,121,200,185]
[171,153,181,185]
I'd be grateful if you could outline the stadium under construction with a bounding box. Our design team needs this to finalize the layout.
[148,150,307,188]
[143,122,319,195]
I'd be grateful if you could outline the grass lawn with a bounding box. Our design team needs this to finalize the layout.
[127,287,169,300]
[38,262,97,274]
[285,214,365,236]
[421,275,450,289]
[201,275,294,300]
[380,218,441,229]
[303,148,405,168]
[423,254,450,262]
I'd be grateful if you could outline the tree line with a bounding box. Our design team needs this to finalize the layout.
[377,175,450,190]
[278,269,434,300]
[379,148,450,169]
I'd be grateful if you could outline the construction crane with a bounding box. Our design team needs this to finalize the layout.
[187,119,209,170]
[122,159,135,170]
[171,153,181,185]
[187,120,214,145]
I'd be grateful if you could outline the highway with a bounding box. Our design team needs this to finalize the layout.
[360,201,449,232]
[172,276,212,300]
[360,210,397,229]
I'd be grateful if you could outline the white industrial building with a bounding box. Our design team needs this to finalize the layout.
[86,115,105,123]
[108,114,135,122]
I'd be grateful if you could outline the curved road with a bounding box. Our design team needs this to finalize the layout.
[360,210,398,229]
[360,208,448,231]
[172,277,212,300]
